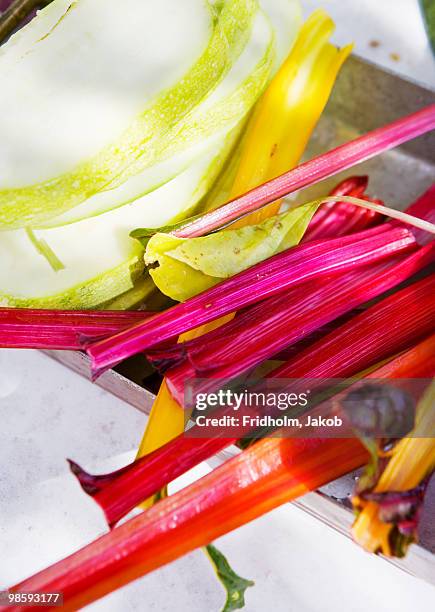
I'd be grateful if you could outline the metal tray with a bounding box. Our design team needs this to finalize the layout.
[44,54,435,583]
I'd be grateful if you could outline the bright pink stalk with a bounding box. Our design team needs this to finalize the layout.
[0,308,151,350]
[174,105,435,237]
[86,224,413,377]
[71,274,435,528]
[161,244,434,403]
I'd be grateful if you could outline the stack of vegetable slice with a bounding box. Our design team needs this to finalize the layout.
[0,0,301,308]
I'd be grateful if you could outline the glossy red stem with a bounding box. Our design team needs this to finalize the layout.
[86,224,412,377]
[71,273,435,528]
[0,308,151,349]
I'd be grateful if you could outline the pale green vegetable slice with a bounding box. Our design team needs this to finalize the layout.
[0,0,258,229]
[0,141,229,309]
[145,202,319,301]
[37,7,275,228]
[40,0,303,228]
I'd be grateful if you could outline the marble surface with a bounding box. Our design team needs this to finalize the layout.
[1,1,435,611]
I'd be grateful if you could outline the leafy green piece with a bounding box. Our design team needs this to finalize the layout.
[421,0,435,53]
[144,202,319,301]
[205,544,254,612]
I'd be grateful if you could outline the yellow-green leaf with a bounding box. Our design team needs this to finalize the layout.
[145,202,319,301]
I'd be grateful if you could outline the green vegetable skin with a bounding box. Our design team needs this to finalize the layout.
[0,0,302,308]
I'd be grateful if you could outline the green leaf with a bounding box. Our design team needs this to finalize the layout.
[205,544,254,612]
[421,0,435,53]
[144,203,319,301]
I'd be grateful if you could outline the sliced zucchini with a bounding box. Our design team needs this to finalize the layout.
[37,7,275,227]
[0,140,229,308]
[0,0,258,229]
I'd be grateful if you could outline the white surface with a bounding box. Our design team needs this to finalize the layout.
[1,351,435,612]
[1,1,435,611]
[303,0,435,86]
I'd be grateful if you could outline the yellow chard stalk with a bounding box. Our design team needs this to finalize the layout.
[230,9,352,224]
[137,10,353,488]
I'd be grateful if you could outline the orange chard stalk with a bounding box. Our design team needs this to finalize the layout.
[6,437,368,611]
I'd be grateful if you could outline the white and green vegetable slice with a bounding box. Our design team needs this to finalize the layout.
[37,6,276,227]
[0,141,230,309]
[0,0,258,229]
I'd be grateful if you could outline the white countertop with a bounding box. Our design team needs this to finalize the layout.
[303,0,435,86]
[1,1,434,611]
